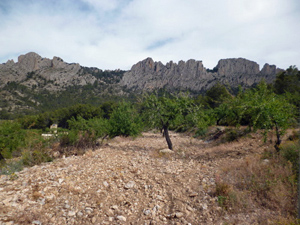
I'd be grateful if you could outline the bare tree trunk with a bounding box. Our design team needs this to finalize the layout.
[163,124,173,150]
[0,153,4,161]
[274,121,281,152]
[160,127,165,137]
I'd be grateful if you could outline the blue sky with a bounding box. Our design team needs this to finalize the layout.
[0,0,299,70]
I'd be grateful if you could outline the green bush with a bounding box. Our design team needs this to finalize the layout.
[68,116,109,138]
[202,82,232,109]
[280,141,300,174]
[224,129,240,142]
[0,121,26,159]
[63,116,110,148]
[108,102,142,138]
[22,149,52,167]
[59,130,78,147]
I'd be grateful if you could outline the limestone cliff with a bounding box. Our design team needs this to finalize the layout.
[120,57,283,92]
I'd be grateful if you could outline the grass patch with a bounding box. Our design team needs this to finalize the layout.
[280,141,300,175]
[215,152,297,218]
[0,159,24,175]
[22,149,53,167]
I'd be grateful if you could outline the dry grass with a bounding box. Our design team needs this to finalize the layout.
[215,152,297,221]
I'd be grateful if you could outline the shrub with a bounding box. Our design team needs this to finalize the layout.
[215,175,246,211]
[0,159,24,175]
[288,129,299,141]
[22,149,52,167]
[222,128,247,142]
[0,121,26,159]
[57,116,110,156]
[108,101,142,138]
[280,141,300,174]
[59,130,78,147]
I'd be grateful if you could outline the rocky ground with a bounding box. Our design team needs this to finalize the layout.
[0,130,277,224]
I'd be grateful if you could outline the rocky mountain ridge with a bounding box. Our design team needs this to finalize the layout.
[0,52,126,115]
[0,52,284,116]
[1,52,283,93]
[0,52,124,92]
[120,57,283,92]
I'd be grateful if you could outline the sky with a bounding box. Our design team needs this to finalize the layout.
[0,0,299,70]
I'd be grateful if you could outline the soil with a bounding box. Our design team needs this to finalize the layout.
[0,129,279,224]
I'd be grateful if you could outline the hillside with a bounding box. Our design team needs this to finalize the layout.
[0,130,295,224]
[0,52,283,117]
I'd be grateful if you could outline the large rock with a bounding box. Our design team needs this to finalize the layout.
[18,52,52,72]
[216,58,260,76]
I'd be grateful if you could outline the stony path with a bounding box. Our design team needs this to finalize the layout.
[0,131,269,224]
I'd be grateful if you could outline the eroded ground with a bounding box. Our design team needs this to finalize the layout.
[0,130,276,224]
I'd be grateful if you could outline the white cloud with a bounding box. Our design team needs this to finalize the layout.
[0,0,299,70]
[81,0,119,11]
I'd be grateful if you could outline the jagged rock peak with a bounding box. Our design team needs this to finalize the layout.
[17,52,47,72]
[121,57,281,93]
[18,52,41,62]
[5,59,15,66]
[0,52,96,90]
[260,63,284,75]
[120,57,209,91]
[131,58,205,72]
[216,58,260,76]
[8,52,81,72]
[131,57,159,73]
[131,58,156,74]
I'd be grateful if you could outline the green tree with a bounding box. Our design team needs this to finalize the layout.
[273,66,300,117]
[274,66,300,95]
[216,82,296,151]
[142,93,210,150]
[202,83,232,109]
